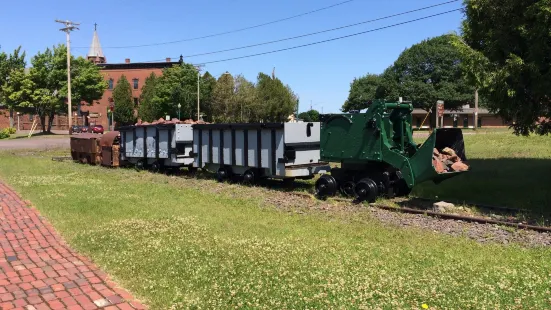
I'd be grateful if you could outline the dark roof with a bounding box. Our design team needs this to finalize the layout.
[97,61,181,70]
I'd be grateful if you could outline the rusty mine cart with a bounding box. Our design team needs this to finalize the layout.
[70,131,121,167]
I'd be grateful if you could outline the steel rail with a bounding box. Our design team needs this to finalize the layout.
[372,204,551,233]
[408,197,525,214]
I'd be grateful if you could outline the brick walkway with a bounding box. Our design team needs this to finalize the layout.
[0,182,147,310]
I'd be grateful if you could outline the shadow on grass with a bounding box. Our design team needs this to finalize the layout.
[10,131,67,139]
[413,158,551,215]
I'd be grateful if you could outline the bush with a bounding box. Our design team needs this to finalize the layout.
[0,127,16,139]
[0,128,10,139]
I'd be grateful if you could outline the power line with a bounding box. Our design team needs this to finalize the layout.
[192,8,462,65]
[73,0,356,49]
[89,8,461,68]
[183,0,459,59]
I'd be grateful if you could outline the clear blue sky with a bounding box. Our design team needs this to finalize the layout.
[0,0,464,114]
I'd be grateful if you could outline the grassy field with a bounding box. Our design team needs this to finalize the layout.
[1,129,551,309]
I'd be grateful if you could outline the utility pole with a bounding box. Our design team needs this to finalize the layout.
[474,88,479,131]
[196,67,201,121]
[55,19,79,131]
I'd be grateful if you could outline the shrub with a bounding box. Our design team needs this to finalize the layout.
[0,128,10,139]
[0,127,16,139]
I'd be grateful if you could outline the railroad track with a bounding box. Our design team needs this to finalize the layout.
[372,204,551,233]
[304,193,551,233]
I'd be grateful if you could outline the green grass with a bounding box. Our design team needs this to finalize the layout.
[413,131,551,213]
[1,146,551,309]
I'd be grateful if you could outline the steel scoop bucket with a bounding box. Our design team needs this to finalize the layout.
[410,128,468,186]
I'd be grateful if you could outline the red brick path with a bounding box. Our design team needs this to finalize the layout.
[0,182,147,310]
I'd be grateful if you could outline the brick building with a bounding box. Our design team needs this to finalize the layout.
[0,27,180,131]
[411,105,508,129]
[81,28,182,129]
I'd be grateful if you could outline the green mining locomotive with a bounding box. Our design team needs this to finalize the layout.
[315,100,469,202]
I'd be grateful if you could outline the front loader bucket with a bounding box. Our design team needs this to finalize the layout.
[410,128,469,186]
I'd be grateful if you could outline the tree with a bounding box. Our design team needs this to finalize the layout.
[1,68,34,119]
[16,45,106,132]
[341,74,382,112]
[112,75,135,126]
[255,73,296,122]
[200,71,217,122]
[26,45,66,133]
[298,109,320,122]
[211,72,235,122]
[137,72,158,122]
[71,57,108,112]
[233,74,258,122]
[461,0,551,135]
[152,63,199,120]
[384,34,474,113]
[0,46,26,127]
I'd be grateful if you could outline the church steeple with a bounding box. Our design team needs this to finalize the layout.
[87,23,106,64]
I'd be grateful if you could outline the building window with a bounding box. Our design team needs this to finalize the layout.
[108,79,114,90]
[133,78,139,89]
[134,98,139,106]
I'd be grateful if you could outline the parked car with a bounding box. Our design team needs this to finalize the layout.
[89,124,104,134]
[71,125,88,134]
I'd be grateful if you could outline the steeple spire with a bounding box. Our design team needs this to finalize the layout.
[87,23,106,64]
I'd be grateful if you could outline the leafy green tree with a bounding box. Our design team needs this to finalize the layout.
[233,74,258,122]
[71,57,108,107]
[200,71,217,122]
[0,46,26,127]
[26,45,67,132]
[461,0,551,135]
[137,72,158,122]
[15,45,106,132]
[298,109,320,122]
[342,74,383,112]
[384,34,473,113]
[255,73,297,122]
[152,63,199,120]
[211,72,235,122]
[112,75,135,126]
[1,68,33,118]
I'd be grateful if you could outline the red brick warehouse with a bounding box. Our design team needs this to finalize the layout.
[82,26,182,130]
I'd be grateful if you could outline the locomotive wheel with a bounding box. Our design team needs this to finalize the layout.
[150,161,162,173]
[243,169,256,185]
[340,181,356,197]
[217,167,231,182]
[188,166,198,174]
[355,178,379,203]
[135,160,145,171]
[315,175,338,198]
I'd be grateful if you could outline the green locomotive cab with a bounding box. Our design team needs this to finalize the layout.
[315,100,468,202]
